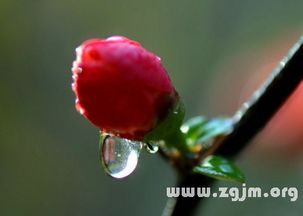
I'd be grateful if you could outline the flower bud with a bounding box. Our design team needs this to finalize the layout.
[72,36,178,140]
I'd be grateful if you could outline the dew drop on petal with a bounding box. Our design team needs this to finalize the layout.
[75,99,85,115]
[71,83,76,91]
[72,73,78,80]
[106,36,125,42]
[99,134,143,179]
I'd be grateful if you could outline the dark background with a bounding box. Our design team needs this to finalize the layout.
[1,1,303,215]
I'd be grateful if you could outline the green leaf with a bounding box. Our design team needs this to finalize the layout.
[196,118,233,144]
[181,116,233,150]
[193,155,245,183]
[180,116,207,146]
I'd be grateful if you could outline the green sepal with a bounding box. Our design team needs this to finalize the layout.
[144,99,188,152]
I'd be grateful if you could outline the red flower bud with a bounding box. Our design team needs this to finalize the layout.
[72,36,178,140]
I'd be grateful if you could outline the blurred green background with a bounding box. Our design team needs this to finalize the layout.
[1,0,303,215]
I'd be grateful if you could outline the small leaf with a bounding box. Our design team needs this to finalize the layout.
[193,155,245,183]
[181,116,208,147]
[181,116,233,150]
[195,118,233,144]
[181,116,207,136]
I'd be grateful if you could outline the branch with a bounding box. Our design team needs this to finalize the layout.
[165,35,303,216]
[217,36,303,157]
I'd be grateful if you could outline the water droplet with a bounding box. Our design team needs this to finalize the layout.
[106,36,125,42]
[145,141,159,154]
[71,83,76,91]
[99,134,143,179]
[72,61,83,74]
[75,99,85,115]
[77,67,83,73]
[72,73,78,80]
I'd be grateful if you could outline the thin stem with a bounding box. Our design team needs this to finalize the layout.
[166,35,303,216]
